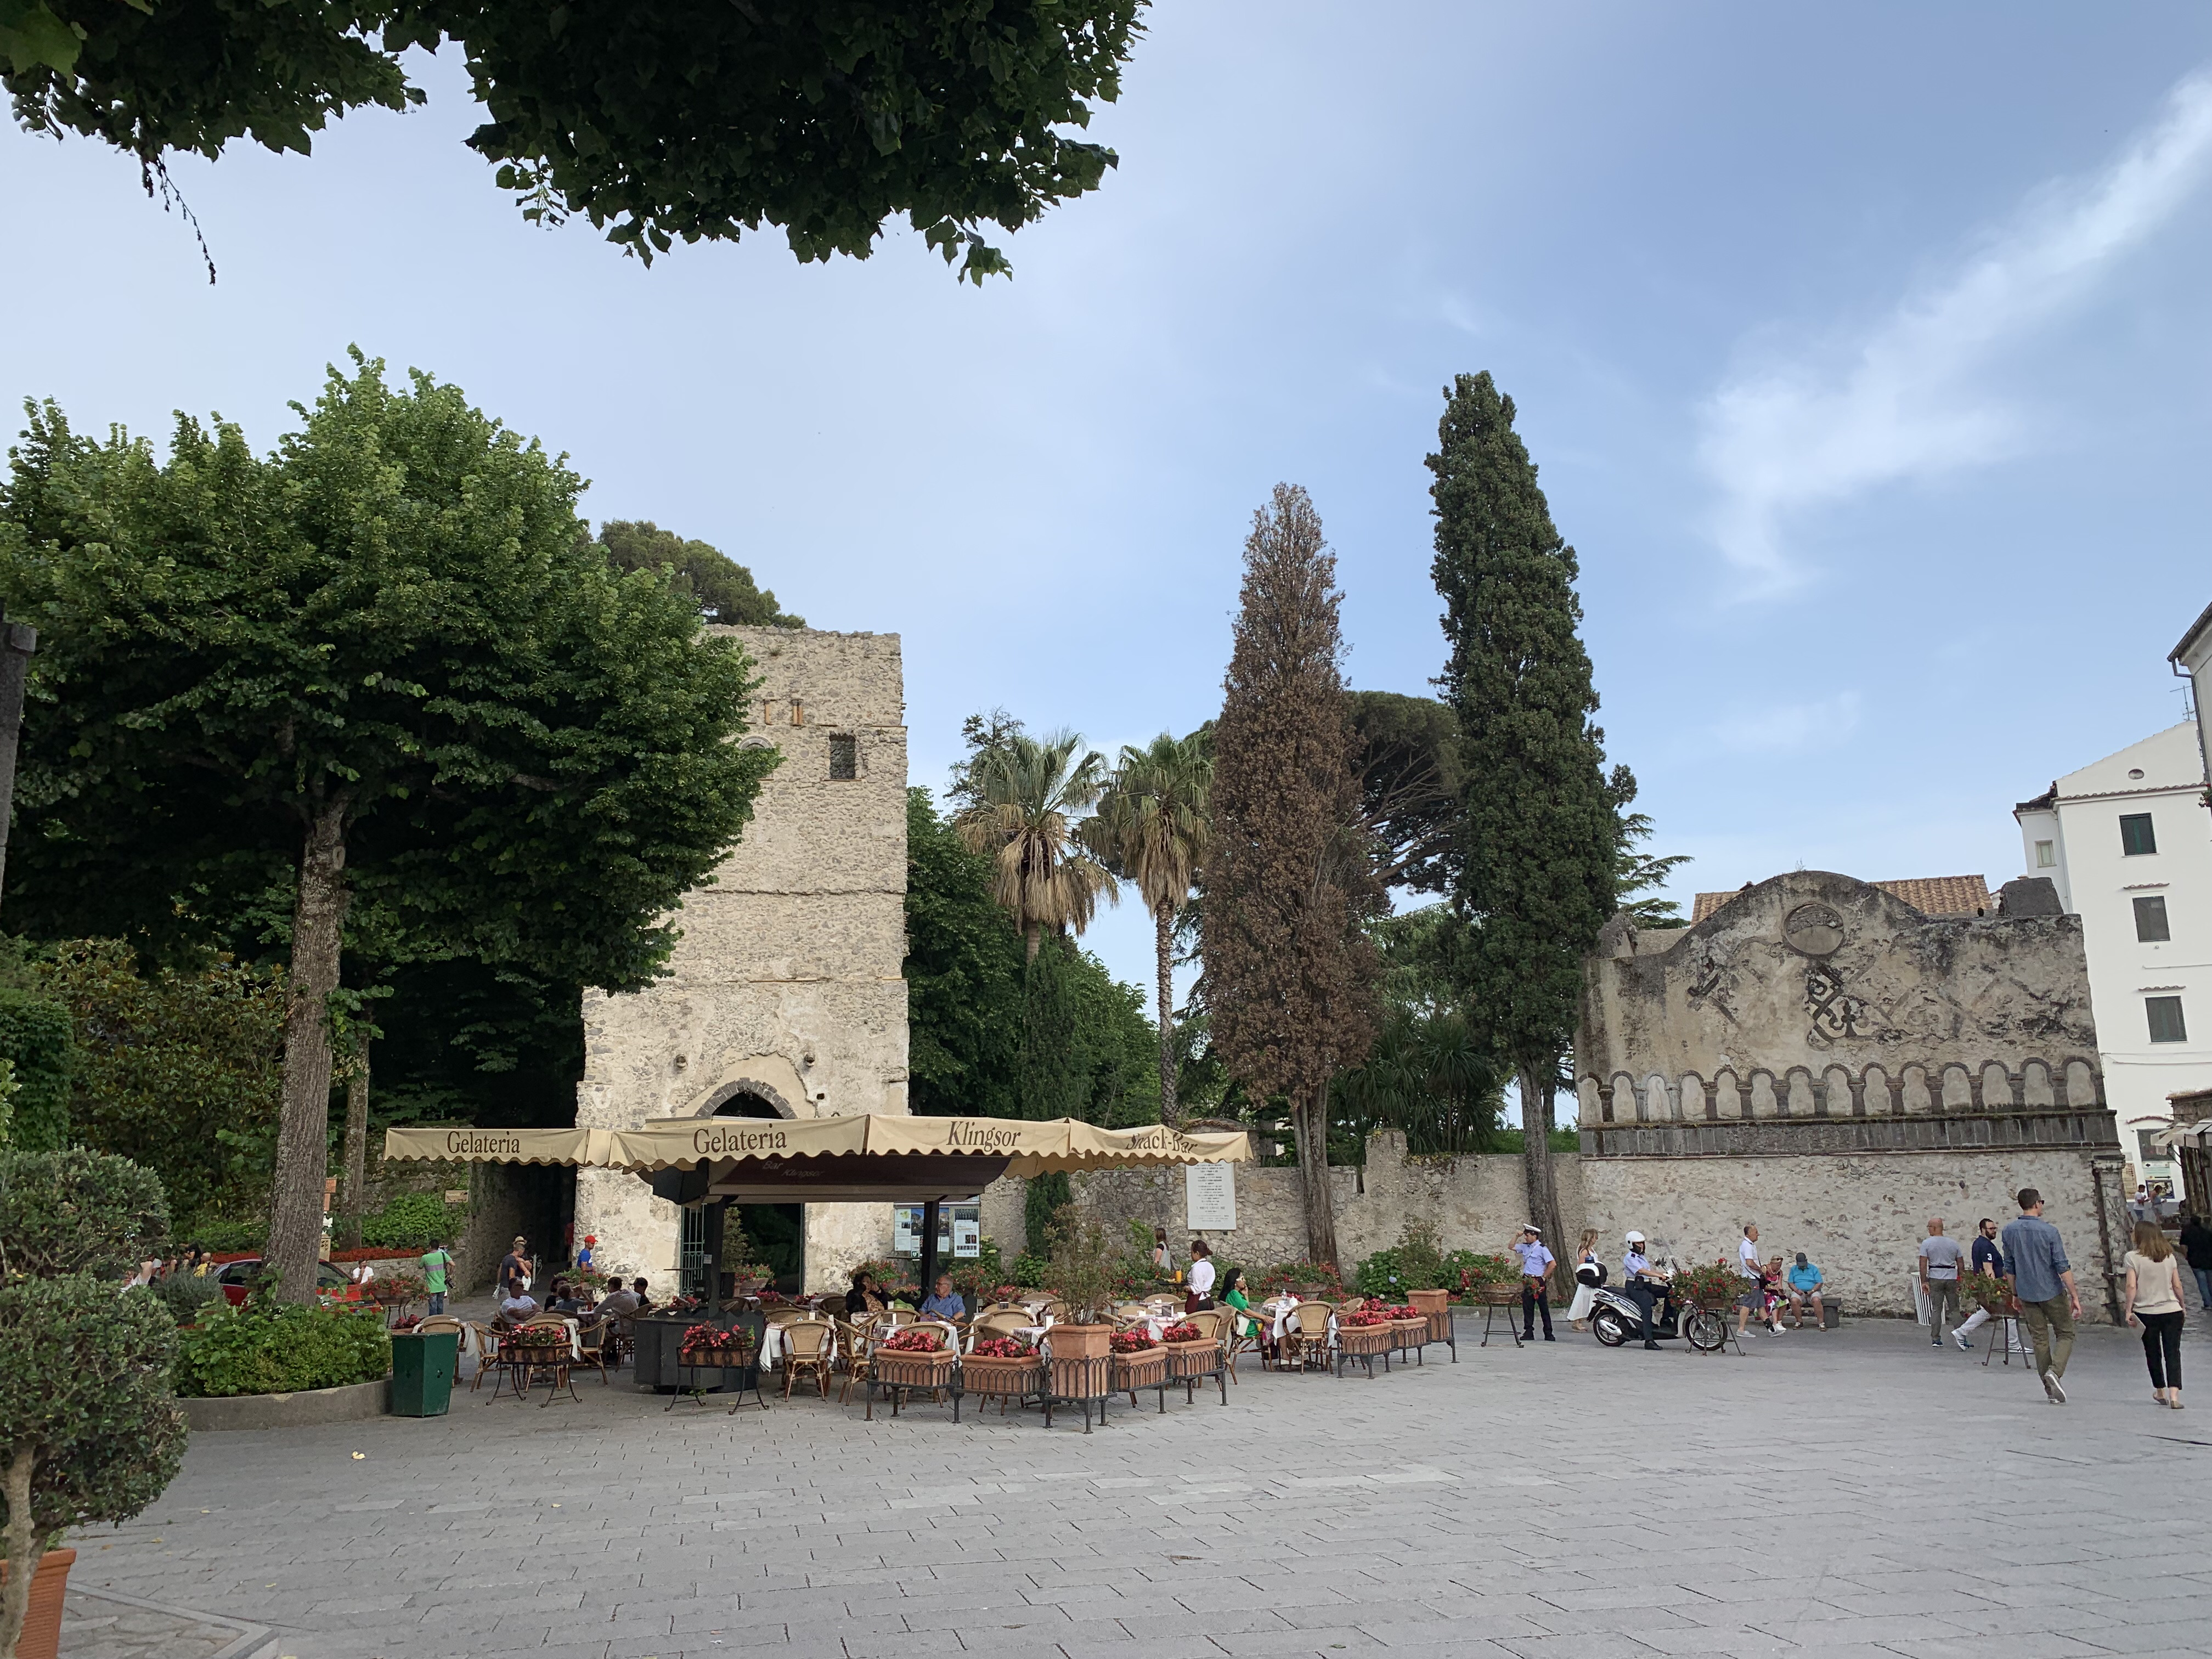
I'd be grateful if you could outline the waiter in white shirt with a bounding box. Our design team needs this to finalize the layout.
[1186,1239,1217,1311]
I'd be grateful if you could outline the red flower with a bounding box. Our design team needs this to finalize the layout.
[1109,1329,1158,1353]
[969,1336,1034,1359]
[881,1327,944,1352]
[1159,1322,1203,1343]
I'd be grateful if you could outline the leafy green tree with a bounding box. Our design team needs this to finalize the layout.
[0,987,70,1153]
[1201,484,1381,1268]
[3,1,1144,279]
[35,940,285,1228]
[904,787,1023,1118]
[0,353,776,1302]
[1346,690,1463,894]
[1429,371,1623,1272]
[1085,731,1211,1125]
[595,521,803,628]
[953,729,1118,963]
[1615,809,1690,927]
[1330,906,1499,1160]
[0,1145,169,1279]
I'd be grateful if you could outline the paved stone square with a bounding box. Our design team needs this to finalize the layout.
[63,1315,2212,1659]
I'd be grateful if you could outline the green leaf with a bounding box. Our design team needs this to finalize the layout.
[0,1,83,75]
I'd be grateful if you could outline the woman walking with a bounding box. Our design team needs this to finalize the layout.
[2123,1221,2187,1409]
[1566,1229,1603,1331]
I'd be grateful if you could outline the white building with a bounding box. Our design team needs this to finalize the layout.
[2015,723,2212,1193]
[2174,600,2211,799]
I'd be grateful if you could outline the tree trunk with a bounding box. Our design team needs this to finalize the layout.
[0,1444,40,1659]
[1024,922,1040,964]
[1518,1060,1569,1294]
[1294,1079,1339,1269]
[335,1043,370,1251]
[265,800,351,1305]
[1154,901,1178,1127]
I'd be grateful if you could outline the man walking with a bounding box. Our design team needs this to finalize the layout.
[1918,1218,1966,1348]
[1513,1224,1556,1342]
[2001,1188,2081,1404]
[1952,1217,2022,1355]
[1735,1223,1780,1339]
[419,1237,457,1316]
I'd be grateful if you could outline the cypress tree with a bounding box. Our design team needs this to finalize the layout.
[1429,373,1626,1274]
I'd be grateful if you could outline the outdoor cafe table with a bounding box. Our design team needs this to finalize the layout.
[631,1310,765,1392]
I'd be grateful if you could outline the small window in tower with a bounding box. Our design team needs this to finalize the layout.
[790,699,806,727]
[2146,995,2187,1044]
[828,733,858,780]
[2134,895,2171,943]
[2034,840,2055,868]
[2119,812,2157,856]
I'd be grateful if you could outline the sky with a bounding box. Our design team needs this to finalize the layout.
[4,4,2209,1028]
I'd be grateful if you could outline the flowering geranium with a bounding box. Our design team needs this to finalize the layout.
[512,1324,568,1347]
[389,1314,423,1333]
[1109,1328,1158,1353]
[1159,1322,1202,1343]
[992,1284,1023,1303]
[680,1323,751,1353]
[1342,1308,1392,1327]
[881,1327,945,1353]
[968,1335,1035,1359]
[1671,1263,1742,1310]
[1384,1304,1423,1321]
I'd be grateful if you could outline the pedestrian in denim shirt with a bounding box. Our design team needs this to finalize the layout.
[2000,1187,2082,1404]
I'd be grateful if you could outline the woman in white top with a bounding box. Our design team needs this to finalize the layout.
[1186,1240,1216,1310]
[1566,1229,1602,1330]
[2123,1221,2187,1409]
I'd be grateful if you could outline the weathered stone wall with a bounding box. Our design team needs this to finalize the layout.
[988,1133,1580,1273]
[573,629,909,1292]
[1575,871,2130,1320]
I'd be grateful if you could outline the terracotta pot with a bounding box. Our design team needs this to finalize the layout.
[960,1352,1042,1395]
[0,1548,75,1659]
[1048,1323,1113,1359]
[1338,1324,1394,1356]
[874,1349,957,1389]
[1163,1337,1219,1377]
[1407,1289,1451,1314]
[1111,1346,1169,1389]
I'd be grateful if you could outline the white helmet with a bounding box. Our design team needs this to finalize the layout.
[1624,1229,1647,1245]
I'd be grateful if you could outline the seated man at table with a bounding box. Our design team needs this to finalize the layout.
[594,1276,640,1318]
[498,1289,539,1323]
[630,1277,654,1312]
[919,1274,966,1322]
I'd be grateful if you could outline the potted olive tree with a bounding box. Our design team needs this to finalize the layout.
[0,1149,187,1659]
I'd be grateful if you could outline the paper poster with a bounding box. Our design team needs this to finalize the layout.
[1185,1163,1237,1232]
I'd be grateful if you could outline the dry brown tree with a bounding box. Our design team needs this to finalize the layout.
[1201,484,1383,1269]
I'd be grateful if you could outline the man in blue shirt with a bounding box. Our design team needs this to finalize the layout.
[1783,1253,1824,1329]
[1952,1217,2020,1353]
[1511,1225,1556,1342]
[2000,1188,2081,1404]
[919,1274,967,1323]
[1621,1231,1668,1349]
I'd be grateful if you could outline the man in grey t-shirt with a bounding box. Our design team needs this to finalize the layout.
[1918,1219,1967,1348]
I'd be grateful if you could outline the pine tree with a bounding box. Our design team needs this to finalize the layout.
[1202,484,1381,1269]
[1429,373,1626,1278]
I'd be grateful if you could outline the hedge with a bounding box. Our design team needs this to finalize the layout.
[0,986,75,1152]
[174,1301,392,1398]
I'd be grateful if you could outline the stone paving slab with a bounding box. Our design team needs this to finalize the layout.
[63,1315,2212,1659]
[60,1584,271,1659]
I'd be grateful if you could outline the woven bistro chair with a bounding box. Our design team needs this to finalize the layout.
[463,1322,512,1396]
[969,1311,1029,1348]
[513,1317,580,1406]
[571,1317,615,1385]
[1111,1303,1149,1324]
[836,1319,878,1406]
[780,1316,836,1400]
[1281,1302,1335,1374]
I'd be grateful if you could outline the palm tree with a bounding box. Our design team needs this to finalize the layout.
[953,730,1119,964]
[1085,731,1213,1125]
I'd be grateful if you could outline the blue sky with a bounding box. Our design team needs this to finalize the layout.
[4,4,2209,1019]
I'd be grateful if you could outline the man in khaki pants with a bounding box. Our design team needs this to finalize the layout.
[1917,1218,1966,1348]
[2001,1188,2082,1404]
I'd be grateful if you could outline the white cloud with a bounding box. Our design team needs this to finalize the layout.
[1698,66,2212,593]
[1711,691,1861,755]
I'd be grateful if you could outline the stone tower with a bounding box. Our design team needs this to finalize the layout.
[572,627,909,1292]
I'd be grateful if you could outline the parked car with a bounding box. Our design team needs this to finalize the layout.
[215,1258,356,1306]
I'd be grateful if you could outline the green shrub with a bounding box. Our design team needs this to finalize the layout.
[145,1274,223,1324]
[0,986,74,1152]
[185,1216,267,1253]
[0,1273,188,1653]
[360,1192,465,1250]
[0,1146,169,1279]
[173,1301,392,1398]
[1357,1218,1449,1295]
[1008,1250,1052,1289]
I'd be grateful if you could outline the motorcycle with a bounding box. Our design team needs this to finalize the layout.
[1587,1267,1726,1352]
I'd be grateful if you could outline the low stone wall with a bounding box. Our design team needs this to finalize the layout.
[180,1376,390,1432]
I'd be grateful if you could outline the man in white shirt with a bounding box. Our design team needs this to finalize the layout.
[1735,1223,1781,1339]
[1511,1225,1556,1342]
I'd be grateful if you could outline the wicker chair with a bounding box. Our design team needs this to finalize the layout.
[463,1322,510,1395]
[969,1311,1029,1348]
[572,1317,615,1385]
[1221,1306,1263,1381]
[780,1317,835,1400]
[1282,1302,1335,1374]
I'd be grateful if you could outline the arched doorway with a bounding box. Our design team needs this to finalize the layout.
[714,1088,804,1294]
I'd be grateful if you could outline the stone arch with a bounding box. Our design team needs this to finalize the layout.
[1979,1063,2016,1110]
[1902,1065,1932,1113]
[1577,1076,1604,1126]
[1940,1064,1973,1110]
[1713,1068,1745,1119]
[1784,1067,1816,1117]
[1681,1071,1712,1122]
[1822,1065,1853,1118]
[1611,1072,1638,1122]
[1749,1071,1779,1118]
[2021,1060,2055,1108]
[693,1079,799,1120]
[2063,1059,2099,1107]
[1860,1064,1891,1118]
[1643,1073,1674,1121]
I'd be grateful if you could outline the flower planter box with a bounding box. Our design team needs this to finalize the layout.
[960,1352,1043,1397]
[1111,1346,1168,1391]
[1163,1338,1219,1379]
[0,1548,73,1659]
[1407,1289,1451,1316]
[1390,1317,1430,1349]
[1049,1324,1114,1359]
[1338,1323,1396,1374]
[873,1349,957,1390]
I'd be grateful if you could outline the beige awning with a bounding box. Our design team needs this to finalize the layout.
[1009,1121,1251,1177]
[382,1126,614,1165]
[607,1114,1250,1174]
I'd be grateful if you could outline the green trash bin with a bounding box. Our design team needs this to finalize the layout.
[388,1329,459,1417]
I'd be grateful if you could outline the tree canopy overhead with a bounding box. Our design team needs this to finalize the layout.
[595,521,803,629]
[2,0,1146,279]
